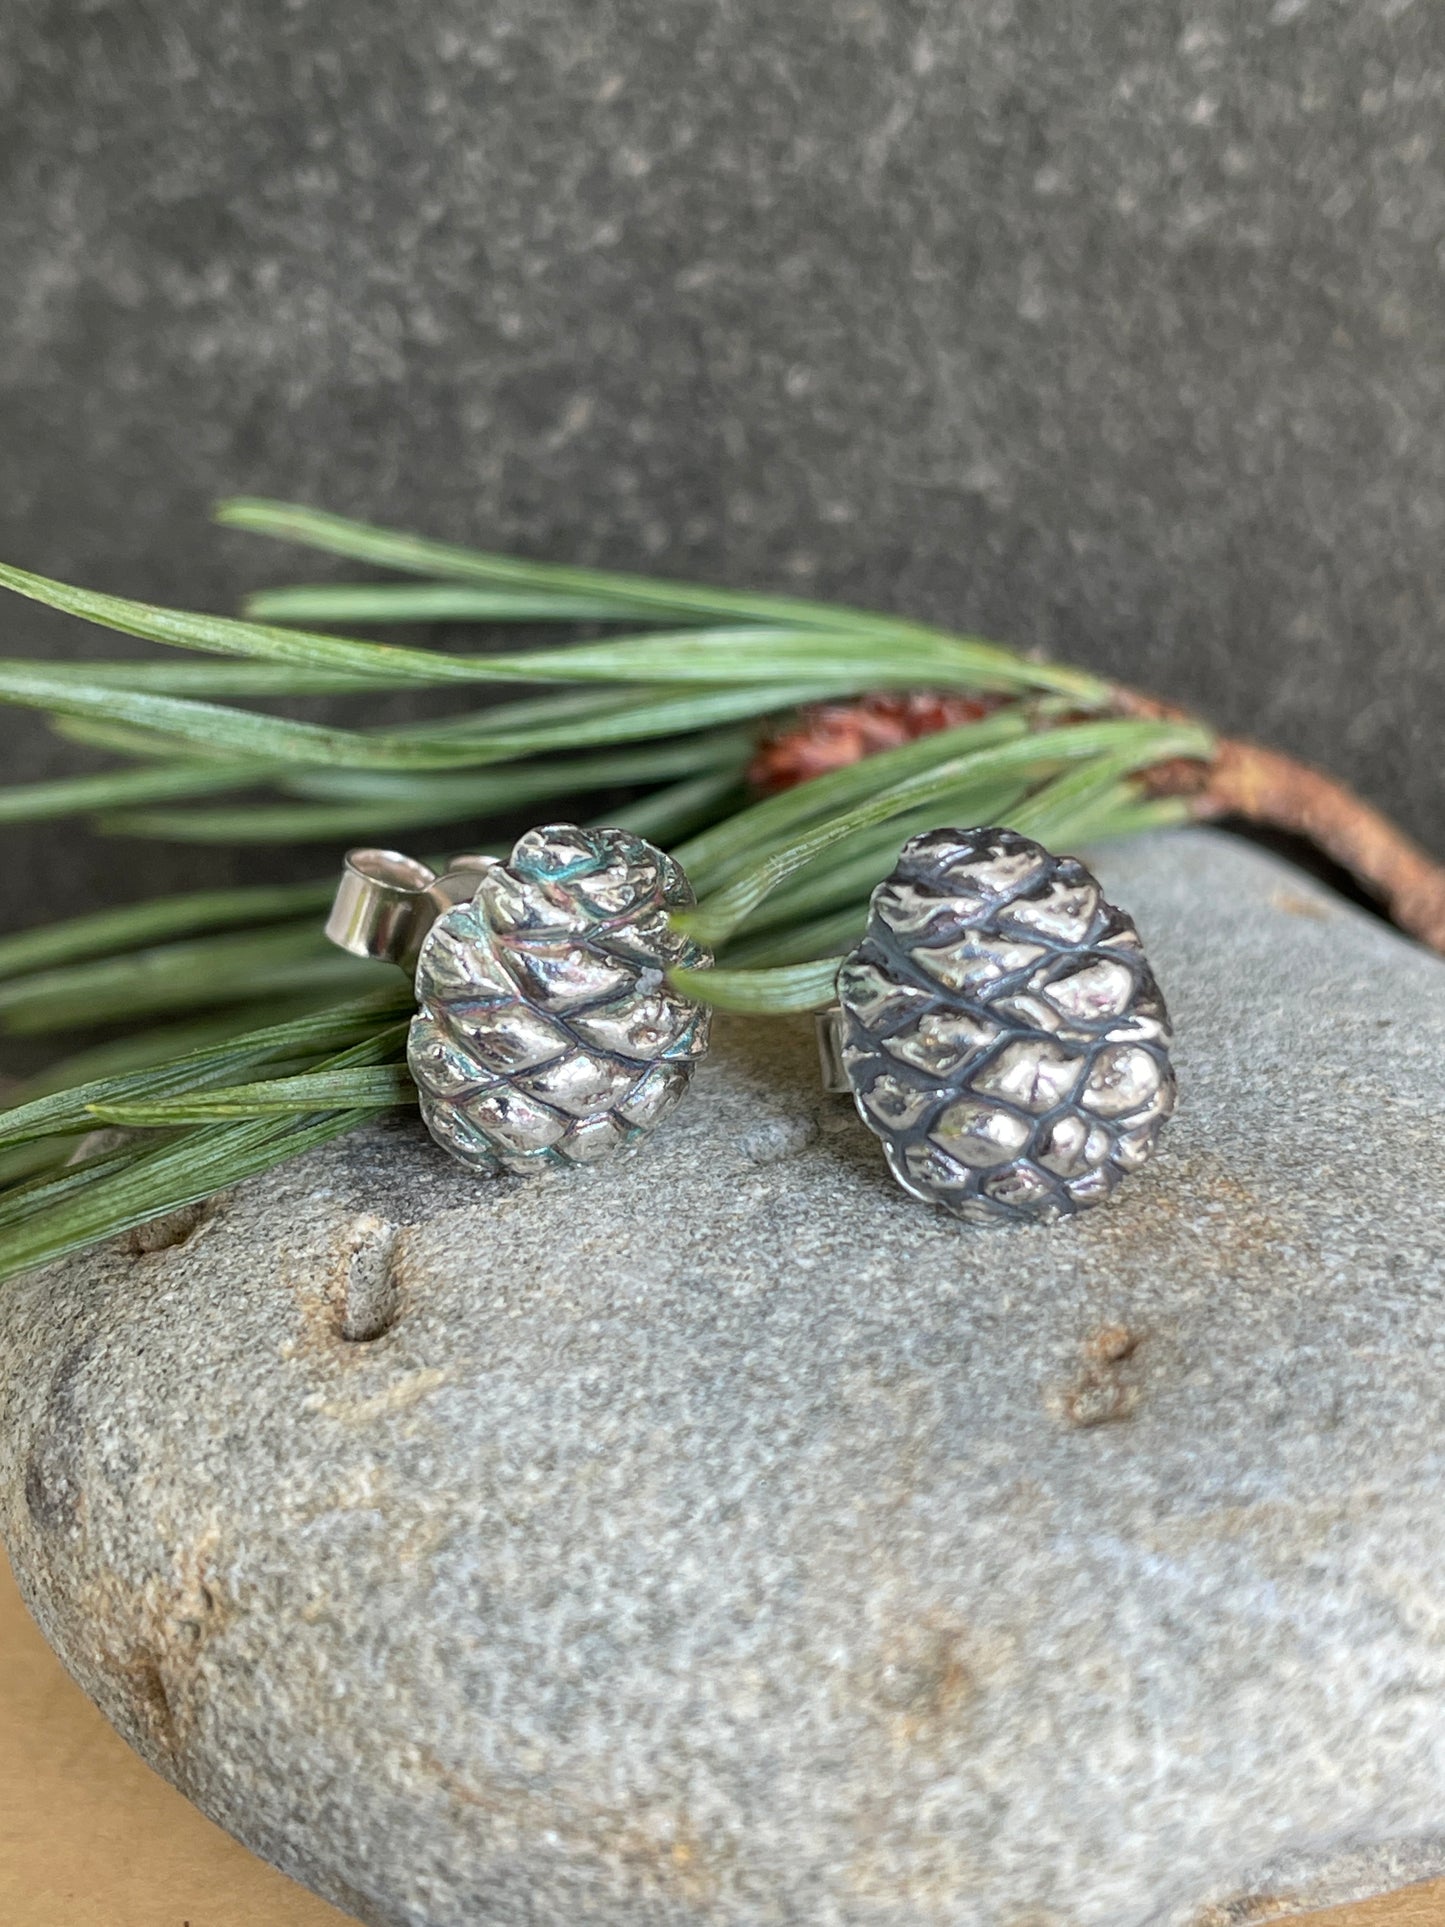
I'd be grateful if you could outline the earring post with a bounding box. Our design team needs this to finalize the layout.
[814,1007,851,1094]
[325,849,499,972]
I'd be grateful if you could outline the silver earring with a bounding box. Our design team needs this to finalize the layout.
[326,825,713,1174]
[816,827,1176,1225]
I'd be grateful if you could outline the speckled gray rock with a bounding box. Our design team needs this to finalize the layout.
[2,0,1444,939]
[3,830,1445,1927]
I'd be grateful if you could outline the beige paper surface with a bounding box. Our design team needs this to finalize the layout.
[0,1549,1439,1926]
[0,1552,353,1925]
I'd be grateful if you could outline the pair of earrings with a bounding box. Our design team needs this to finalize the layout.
[326,822,1176,1227]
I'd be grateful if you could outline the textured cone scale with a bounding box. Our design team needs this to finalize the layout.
[837,828,1175,1224]
[407,825,712,1174]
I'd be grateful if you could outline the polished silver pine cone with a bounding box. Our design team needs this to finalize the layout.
[837,827,1175,1224]
[407,825,712,1174]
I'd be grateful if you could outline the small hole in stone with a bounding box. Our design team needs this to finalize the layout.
[341,1218,403,1342]
[125,1200,209,1257]
[1086,1323,1142,1365]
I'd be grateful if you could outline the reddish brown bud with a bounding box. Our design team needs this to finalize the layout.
[748,692,998,794]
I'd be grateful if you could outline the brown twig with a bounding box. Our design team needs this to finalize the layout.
[753,690,1445,958]
[1168,739,1445,955]
[1107,682,1445,952]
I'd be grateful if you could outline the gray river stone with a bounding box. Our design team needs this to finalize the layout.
[2,828,1445,1927]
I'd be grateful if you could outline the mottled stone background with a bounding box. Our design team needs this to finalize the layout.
[0,0,1442,931]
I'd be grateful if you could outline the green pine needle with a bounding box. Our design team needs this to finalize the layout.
[0,880,334,981]
[246,583,678,624]
[670,958,843,1014]
[0,997,412,1148]
[91,1063,416,1125]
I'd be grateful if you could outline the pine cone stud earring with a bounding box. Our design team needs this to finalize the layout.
[822,827,1176,1225]
[326,826,713,1175]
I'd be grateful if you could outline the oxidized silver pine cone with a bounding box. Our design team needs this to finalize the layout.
[837,827,1175,1224]
[407,824,712,1174]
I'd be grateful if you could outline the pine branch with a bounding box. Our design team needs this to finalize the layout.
[0,494,1434,1285]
